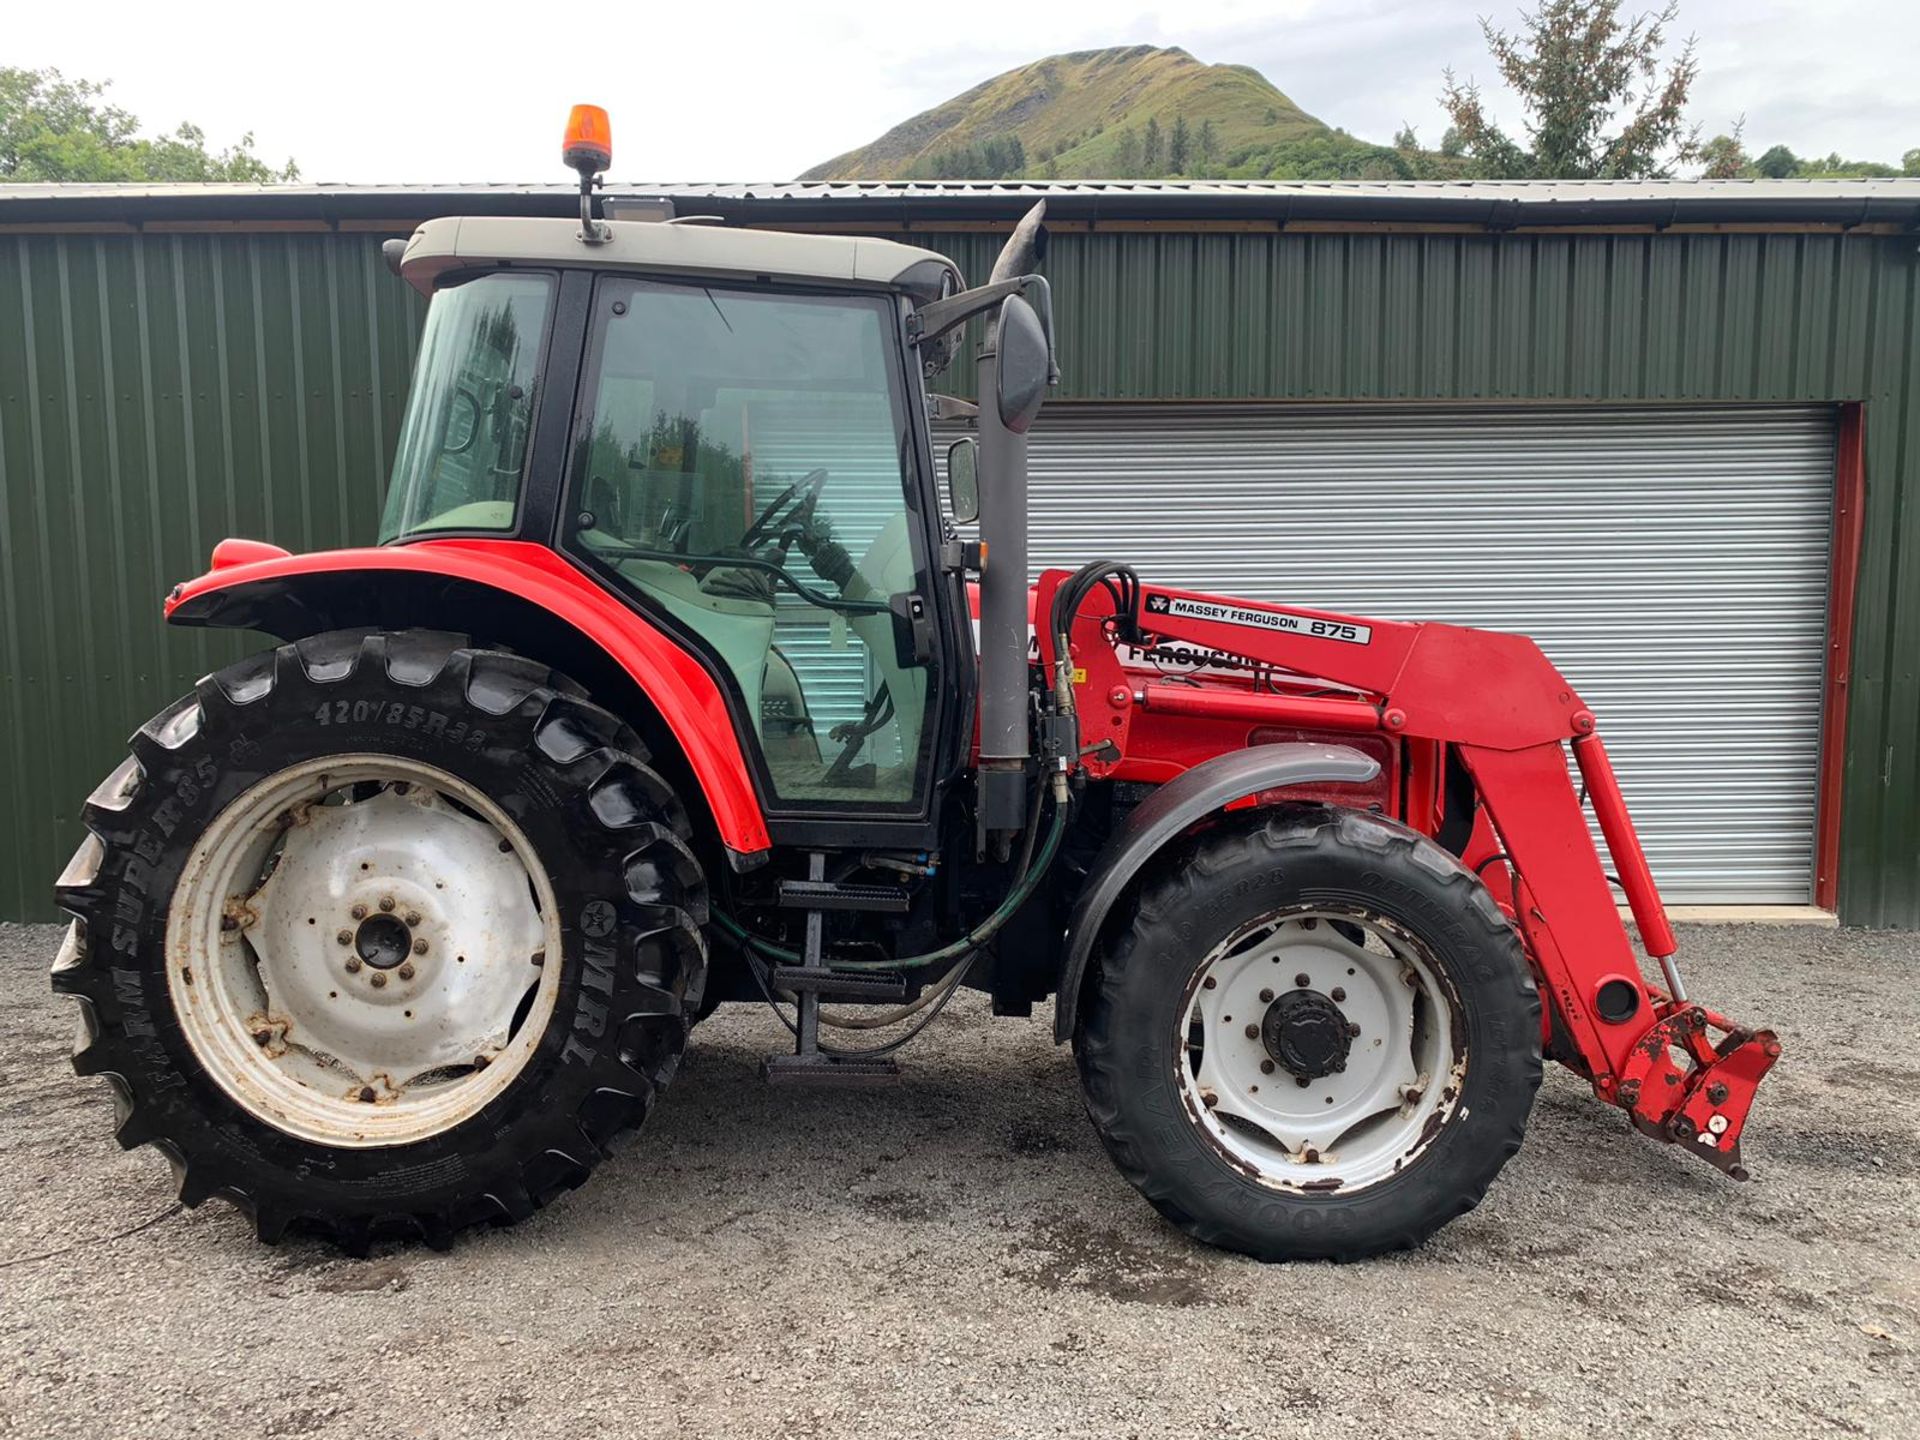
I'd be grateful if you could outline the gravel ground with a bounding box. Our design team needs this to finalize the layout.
[1,919,1915,1439]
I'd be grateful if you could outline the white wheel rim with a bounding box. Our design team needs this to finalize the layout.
[1175,906,1464,1194]
[166,755,563,1148]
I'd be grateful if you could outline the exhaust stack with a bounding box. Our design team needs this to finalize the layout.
[974,202,1049,850]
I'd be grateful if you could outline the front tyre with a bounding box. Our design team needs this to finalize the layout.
[1074,806,1540,1262]
[53,630,707,1253]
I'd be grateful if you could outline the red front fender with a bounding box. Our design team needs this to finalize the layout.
[167,537,774,859]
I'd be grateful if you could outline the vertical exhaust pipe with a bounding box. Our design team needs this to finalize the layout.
[975,203,1048,852]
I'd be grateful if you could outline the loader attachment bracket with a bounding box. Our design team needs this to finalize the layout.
[1619,1004,1783,1181]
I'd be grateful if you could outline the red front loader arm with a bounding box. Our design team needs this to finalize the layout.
[1038,572,1780,1181]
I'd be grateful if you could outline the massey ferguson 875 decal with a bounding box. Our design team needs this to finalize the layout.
[1144,593,1373,646]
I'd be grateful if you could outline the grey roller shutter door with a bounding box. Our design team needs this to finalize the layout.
[1011,403,1834,905]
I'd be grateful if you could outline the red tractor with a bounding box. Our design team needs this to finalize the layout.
[53,108,1779,1260]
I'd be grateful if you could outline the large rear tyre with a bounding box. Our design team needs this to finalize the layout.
[1073,805,1539,1262]
[53,630,707,1253]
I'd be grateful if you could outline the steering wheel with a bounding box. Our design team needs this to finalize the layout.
[441,386,482,456]
[739,468,829,552]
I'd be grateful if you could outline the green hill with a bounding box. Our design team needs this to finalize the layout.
[800,45,1337,182]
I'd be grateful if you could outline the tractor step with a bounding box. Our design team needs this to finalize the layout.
[776,878,911,913]
[761,1052,901,1086]
[768,966,911,1002]
[764,851,912,1082]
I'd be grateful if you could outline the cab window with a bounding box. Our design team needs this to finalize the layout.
[567,279,937,812]
[380,273,552,541]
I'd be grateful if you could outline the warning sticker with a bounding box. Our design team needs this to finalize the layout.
[1144,593,1372,646]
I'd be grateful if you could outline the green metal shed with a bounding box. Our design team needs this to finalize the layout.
[2,178,1916,924]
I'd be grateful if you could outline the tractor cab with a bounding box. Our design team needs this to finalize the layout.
[377,223,969,824]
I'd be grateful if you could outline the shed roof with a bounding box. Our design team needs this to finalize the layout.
[3,177,1917,232]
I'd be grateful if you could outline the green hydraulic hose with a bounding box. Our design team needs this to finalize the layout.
[712,794,1068,973]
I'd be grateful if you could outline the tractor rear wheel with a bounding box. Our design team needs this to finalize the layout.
[52,630,706,1252]
[1074,805,1539,1262]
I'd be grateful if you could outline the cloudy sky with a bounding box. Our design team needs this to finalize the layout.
[10,0,1916,183]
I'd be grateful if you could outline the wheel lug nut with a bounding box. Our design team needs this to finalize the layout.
[1260,1060,1276,1075]
[336,929,353,946]
[1258,988,1274,1003]
[357,1086,377,1103]
[344,957,362,973]
[397,963,415,981]
[473,1054,491,1070]
[252,1029,272,1047]
[1348,1022,1362,1037]
[369,972,387,988]
[1296,1076,1311,1088]
[1331,986,1347,1002]
[1201,976,1217,990]
[530,951,545,968]
[1294,973,1311,989]
[1244,1024,1260,1040]
[350,905,367,920]
[378,895,396,913]
[412,937,428,955]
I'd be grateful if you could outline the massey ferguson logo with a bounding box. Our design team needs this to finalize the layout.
[1144,593,1372,646]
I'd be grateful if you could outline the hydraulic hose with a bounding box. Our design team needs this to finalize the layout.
[711,787,1067,974]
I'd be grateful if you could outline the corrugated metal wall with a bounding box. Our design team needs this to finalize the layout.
[2,224,1915,923]
[1012,402,1837,903]
[0,233,426,920]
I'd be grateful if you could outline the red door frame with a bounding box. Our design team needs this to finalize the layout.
[1815,402,1867,913]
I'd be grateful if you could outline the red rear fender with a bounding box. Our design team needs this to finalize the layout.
[166,538,773,860]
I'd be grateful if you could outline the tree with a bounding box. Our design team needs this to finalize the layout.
[1197,118,1218,166]
[1168,115,1191,174]
[1,66,297,182]
[1394,124,1421,153]
[1903,148,1920,177]
[1114,127,1141,175]
[1698,125,1751,179]
[1439,1,1701,179]
[1143,116,1163,175]
[1754,143,1799,178]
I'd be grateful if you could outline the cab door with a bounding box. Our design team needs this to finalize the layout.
[562,274,953,837]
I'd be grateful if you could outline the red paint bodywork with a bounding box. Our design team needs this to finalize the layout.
[1035,569,1780,1180]
[169,538,774,855]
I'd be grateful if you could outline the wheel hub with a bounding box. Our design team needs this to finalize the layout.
[1262,988,1353,1079]
[353,912,413,970]
[1175,908,1462,1194]
[166,756,561,1148]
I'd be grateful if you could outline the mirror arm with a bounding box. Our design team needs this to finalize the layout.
[927,393,979,421]
[907,275,1042,350]
[1021,276,1062,385]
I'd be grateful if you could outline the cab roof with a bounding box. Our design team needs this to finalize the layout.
[396,214,961,298]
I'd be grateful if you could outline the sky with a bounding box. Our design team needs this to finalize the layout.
[9,0,1917,183]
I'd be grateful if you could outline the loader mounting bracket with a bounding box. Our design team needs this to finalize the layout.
[1618,1003,1783,1181]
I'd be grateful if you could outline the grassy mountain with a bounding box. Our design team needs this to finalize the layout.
[801,45,1339,182]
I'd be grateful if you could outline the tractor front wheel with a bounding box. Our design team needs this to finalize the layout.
[52,630,706,1252]
[1074,805,1540,1262]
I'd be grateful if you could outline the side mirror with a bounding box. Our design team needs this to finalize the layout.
[945,437,980,523]
[995,295,1050,435]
